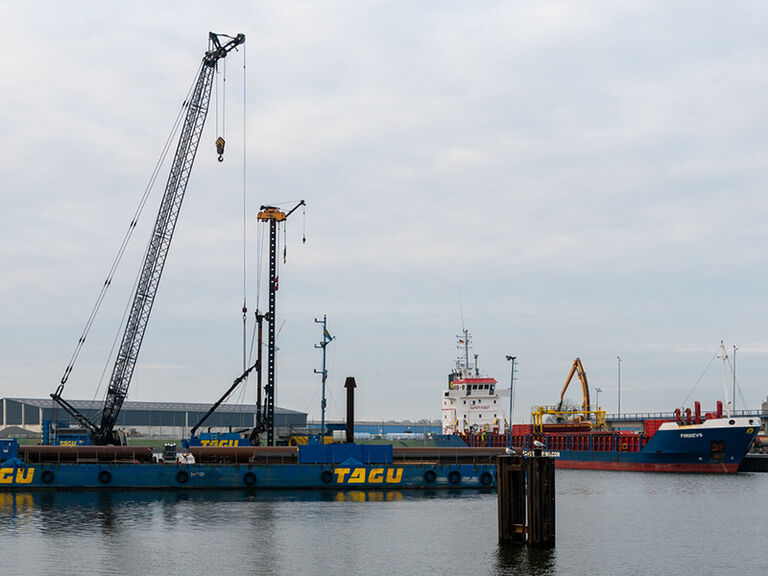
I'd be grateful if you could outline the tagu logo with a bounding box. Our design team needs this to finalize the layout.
[680,432,704,439]
[333,467,403,484]
[200,439,240,447]
[0,468,35,484]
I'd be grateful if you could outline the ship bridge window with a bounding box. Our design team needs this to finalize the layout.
[444,392,449,397]
[484,384,488,389]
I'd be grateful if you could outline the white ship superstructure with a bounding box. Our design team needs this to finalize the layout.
[441,330,509,434]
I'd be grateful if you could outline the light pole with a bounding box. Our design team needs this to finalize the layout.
[595,387,602,411]
[617,356,622,416]
[505,355,516,445]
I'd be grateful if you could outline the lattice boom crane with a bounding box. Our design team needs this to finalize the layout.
[51,32,245,445]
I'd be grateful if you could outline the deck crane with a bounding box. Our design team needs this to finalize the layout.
[556,357,591,422]
[51,32,245,445]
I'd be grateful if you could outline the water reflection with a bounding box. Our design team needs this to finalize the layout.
[494,543,557,576]
[3,475,762,576]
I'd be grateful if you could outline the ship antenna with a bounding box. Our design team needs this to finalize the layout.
[464,329,470,374]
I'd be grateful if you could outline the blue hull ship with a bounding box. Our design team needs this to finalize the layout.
[462,415,760,473]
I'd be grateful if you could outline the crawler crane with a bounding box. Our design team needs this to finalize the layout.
[51,32,245,445]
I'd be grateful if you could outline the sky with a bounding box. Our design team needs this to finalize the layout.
[2,1,768,424]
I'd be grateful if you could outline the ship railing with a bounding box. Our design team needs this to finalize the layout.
[606,409,767,422]
[459,431,650,453]
[530,406,607,433]
[393,446,501,466]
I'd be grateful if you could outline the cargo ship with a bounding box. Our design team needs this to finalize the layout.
[448,340,760,473]
[441,329,509,435]
[462,407,761,473]
[0,441,498,490]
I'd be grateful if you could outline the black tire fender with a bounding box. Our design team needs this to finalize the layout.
[448,470,461,484]
[321,470,333,484]
[479,471,493,486]
[41,470,55,484]
[176,470,189,484]
[424,469,437,483]
[98,470,112,484]
[243,471,257,486]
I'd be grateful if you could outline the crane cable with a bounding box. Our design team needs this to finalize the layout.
[241,41,248,372]
[90,63,207,409]
[215,52,227,161]
[59,62,204,390]
[680,353,718,407]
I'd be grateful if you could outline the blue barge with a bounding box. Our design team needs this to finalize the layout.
[0,443,499,490]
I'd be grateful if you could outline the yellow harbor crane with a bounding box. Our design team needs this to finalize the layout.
[531,358,606,433]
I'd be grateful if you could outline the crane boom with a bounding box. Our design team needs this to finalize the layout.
[556,357,591,418]
[52,32,245,445]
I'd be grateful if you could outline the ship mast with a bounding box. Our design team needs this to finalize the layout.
[459,329,471,376]
[719,341,731,418]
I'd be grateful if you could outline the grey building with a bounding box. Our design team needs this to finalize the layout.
[0,398,307,439]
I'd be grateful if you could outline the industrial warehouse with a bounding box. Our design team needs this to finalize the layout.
[0,397,307,439]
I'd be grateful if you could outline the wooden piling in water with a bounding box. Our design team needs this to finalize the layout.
[497,453,555,546]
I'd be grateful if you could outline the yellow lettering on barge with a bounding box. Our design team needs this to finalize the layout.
[385,468,403,483]
[369,468,384,483]
[348,468,366,483]
[200,439,239,447]
[332,467,403,484]
[334,468,351,482]
[0,468,35,484]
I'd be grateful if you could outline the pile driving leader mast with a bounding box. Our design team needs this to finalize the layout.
[255,201,305,446]
[51,32,245,445]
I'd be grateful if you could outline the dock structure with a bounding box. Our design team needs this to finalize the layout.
[497,453,555,546]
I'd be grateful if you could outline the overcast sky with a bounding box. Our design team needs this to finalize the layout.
[3,1,768,424]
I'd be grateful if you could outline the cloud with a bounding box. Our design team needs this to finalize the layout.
[4,2,768,421]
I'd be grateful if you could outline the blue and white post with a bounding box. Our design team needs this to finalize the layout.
[314,316,335,442]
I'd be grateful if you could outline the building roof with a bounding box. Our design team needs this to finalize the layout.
[5,398,305,416]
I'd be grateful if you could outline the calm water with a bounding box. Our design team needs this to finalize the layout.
[1,471,766,575]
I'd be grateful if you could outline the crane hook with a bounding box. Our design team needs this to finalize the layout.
[216,137,226,162]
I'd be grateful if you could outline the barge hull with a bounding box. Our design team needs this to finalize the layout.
[0,461,497,491]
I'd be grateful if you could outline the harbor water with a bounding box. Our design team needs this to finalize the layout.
[1,470,766,575]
